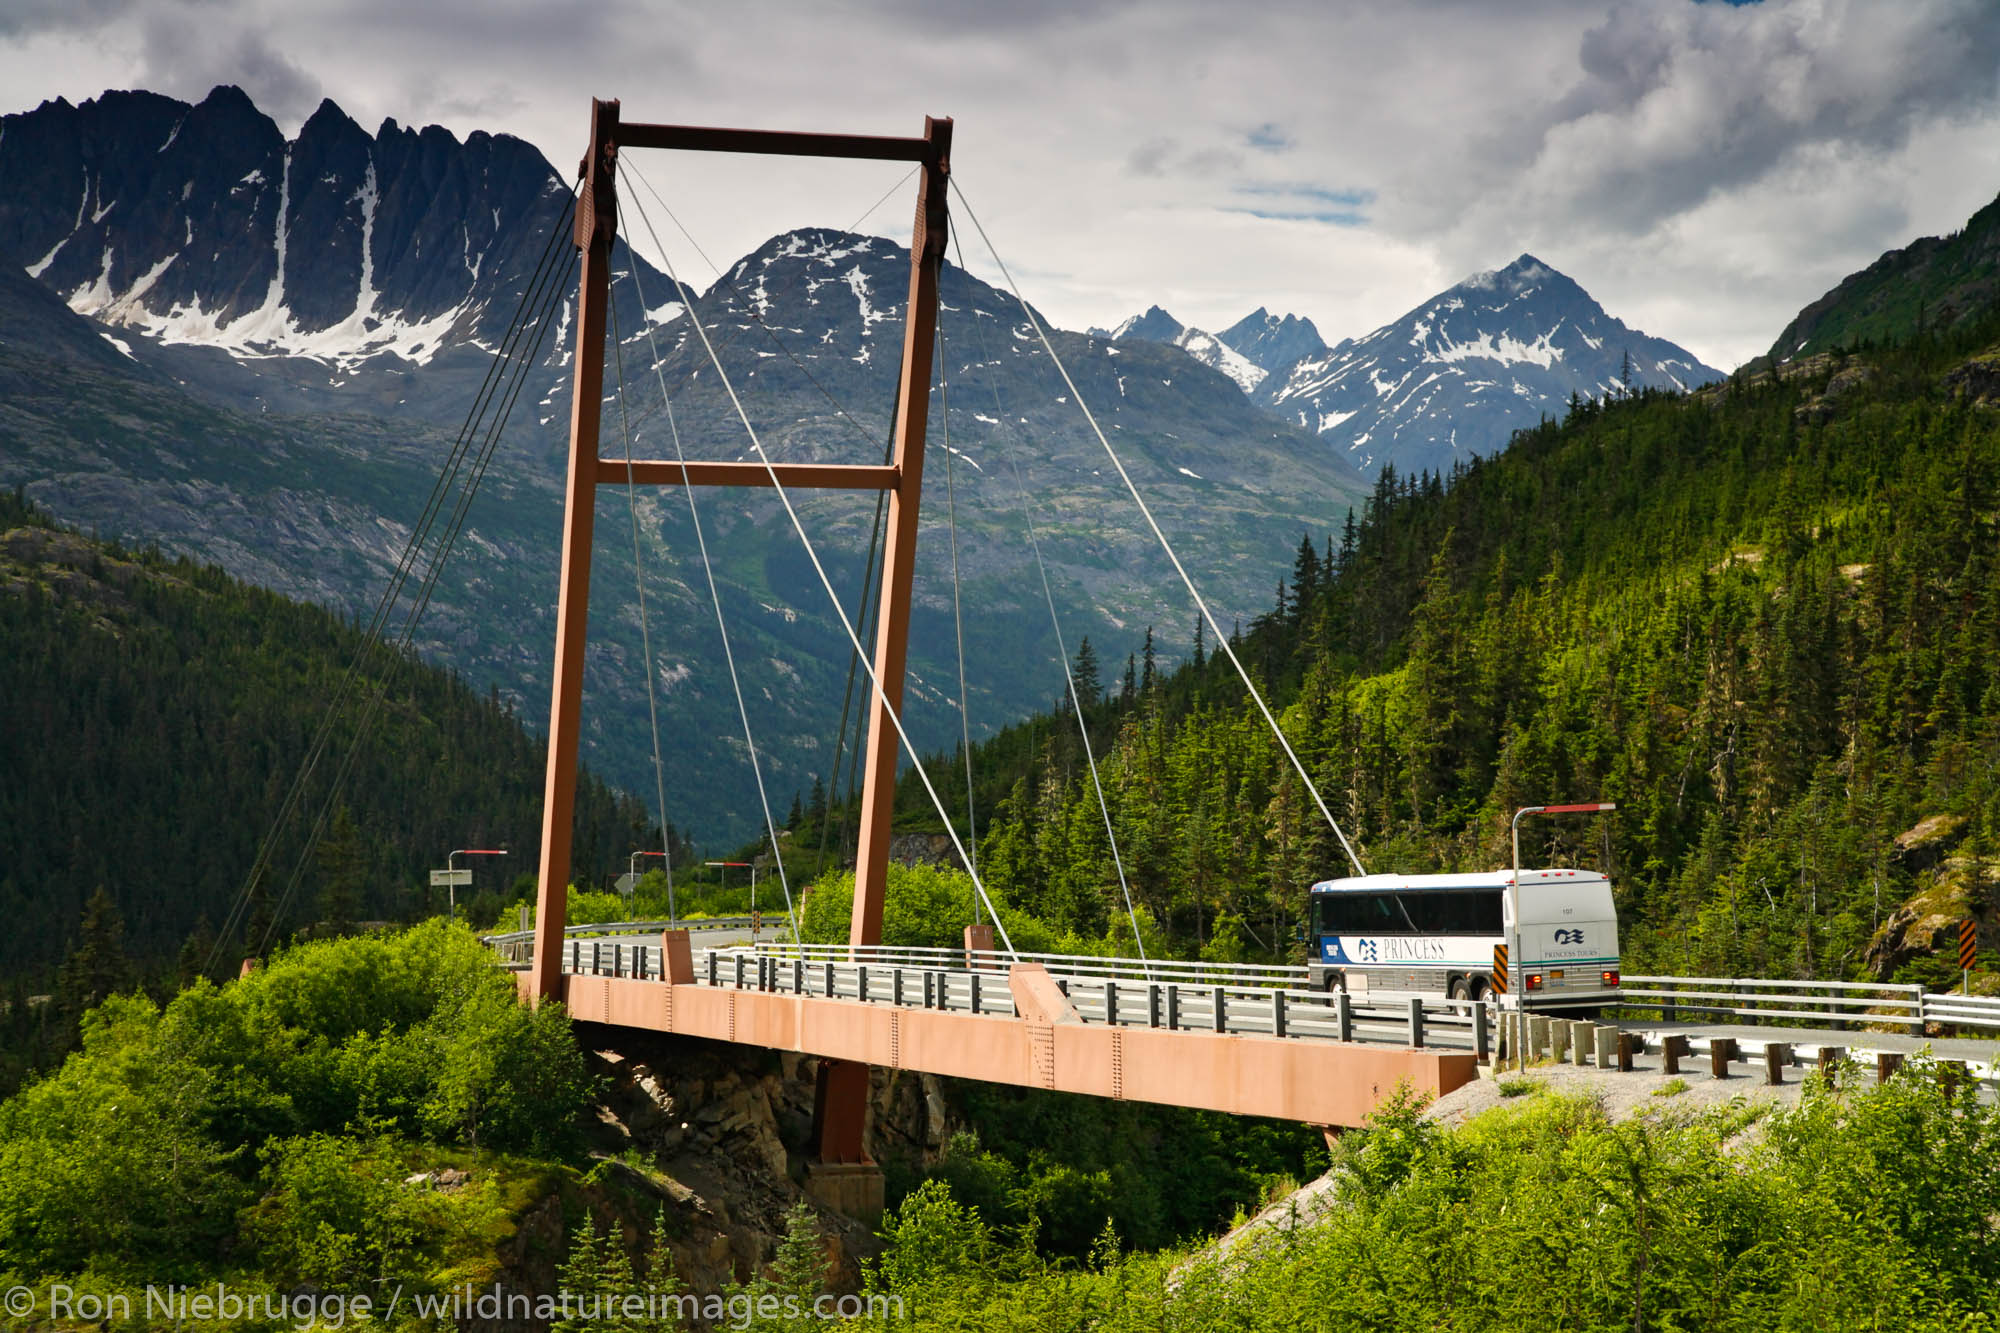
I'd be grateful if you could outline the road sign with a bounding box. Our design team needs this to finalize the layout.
[430,868,472,887]
[1960,919,1978,973]
[615,872,640,897]
[1491,943,1509,995]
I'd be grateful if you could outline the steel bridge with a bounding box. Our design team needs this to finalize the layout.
[504,100,2000,1218]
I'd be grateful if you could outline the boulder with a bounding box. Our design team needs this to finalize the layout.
[1865,852,1995,979]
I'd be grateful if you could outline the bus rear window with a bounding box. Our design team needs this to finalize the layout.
[1315,889,1502,936]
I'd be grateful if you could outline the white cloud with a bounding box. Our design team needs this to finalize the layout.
[3,0,1997,371]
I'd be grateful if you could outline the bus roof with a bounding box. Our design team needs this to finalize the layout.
[1309,869,1607,894]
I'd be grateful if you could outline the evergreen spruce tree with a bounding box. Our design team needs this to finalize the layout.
[1140,626,1157,696]
[315,804,365,934]
[1071,637,1101,709]
[57,887,132,1023]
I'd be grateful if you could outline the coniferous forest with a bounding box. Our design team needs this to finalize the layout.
[0,486,671,1011]
[852,317,2000,990]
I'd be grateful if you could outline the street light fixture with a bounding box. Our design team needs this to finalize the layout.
[435,848,508,923]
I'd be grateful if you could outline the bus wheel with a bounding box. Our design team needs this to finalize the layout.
[1325,971,1346,994]
[1449,978,1472,1002]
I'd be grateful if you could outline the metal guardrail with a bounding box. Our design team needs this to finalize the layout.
[492,927,2000,1051]
[1616,975,2000,1035]
[482,916,756,962]
[541,935,1492,1054]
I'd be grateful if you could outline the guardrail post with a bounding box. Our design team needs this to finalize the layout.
[1593,1024,1617,1070]
[1550,1017,1570,1062]
[1940,1060,1967,1097]
[1406,997,1424,1048]
[1104,980,1119,1028]
[591,941,602,976]
[857,965,869,1003]
[922,970,934,1009]
[1908,985,1926,1038]
[1574,1022,1593,1067]
[1528,1015,1549,1062]
[1876,1051,1902,1083]
[824,961,835,997]
[732,954,746,989]
[1336,990,1352,1043]
[1662,1034,1685,1075]
[1764,1043,1789,1086]
[970,973,982,1015]
[1662,985,1677,1024]
[707,953,718,986]
[1148,984,1163,1029]
[1274,991,1288,1039]
[1616,1032,1635,1072]
[1710,1037,1736,1079]
[1473,1000,1490,1064]
[1815,1046,1845,1078]
[893,969,905,1006]
[1166,984,1181,1031]
[793,959,804,994]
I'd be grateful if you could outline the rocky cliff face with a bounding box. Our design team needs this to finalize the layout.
[537,1029,955,1306]
[2,87,570,370]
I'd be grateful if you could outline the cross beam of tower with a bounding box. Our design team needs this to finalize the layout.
[531,99,952,1172]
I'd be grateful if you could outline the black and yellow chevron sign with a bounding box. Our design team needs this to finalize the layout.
[1492,943,1509,995]
[1960,918,1978,973]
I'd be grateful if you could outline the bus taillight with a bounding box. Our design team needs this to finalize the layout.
[1525,973,1543,991]
[1601,970,1620,987]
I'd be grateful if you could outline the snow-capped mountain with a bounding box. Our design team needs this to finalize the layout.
[0,86,1369,841]
[1219,307,1328,374]
[1255,255,1723,476]
[0,86,664,420]
[1090,305,1268,392]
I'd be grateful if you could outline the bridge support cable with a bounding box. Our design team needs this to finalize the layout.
[210,188,582,968]
[619,159,909,875]
[934,352,981,903]
[260,243,583,951]
[610,236,803,948]
[621,182,1021,960]
[951,183,1368,878]
[606,286,681,920]
[938,295,1150,967]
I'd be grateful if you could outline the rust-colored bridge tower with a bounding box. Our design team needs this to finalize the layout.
[530,100,952,1198]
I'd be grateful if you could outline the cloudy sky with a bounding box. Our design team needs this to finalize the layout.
[6,0,2000,370]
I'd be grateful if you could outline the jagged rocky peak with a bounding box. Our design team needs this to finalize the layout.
[1091,303,1266,393]
[1111,305,1186,343]
[0,84,588,369]
[1219,306,1328,373]
[1256,253,1723,476]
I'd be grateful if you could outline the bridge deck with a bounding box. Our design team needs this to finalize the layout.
[523,947,1480,1127]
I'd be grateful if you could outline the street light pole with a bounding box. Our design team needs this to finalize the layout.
[1507,804,1615,1021]
[706,860,752,935]
[627,850,669,913]
[441,848,508,923]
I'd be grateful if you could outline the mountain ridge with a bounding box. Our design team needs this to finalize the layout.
[0,85,1370,843]
[1253,254,1723,475]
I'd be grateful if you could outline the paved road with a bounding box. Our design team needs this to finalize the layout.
[1622,1019,2000,1065]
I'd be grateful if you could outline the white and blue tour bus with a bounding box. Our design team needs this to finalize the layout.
[1306,868,1621,1010]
